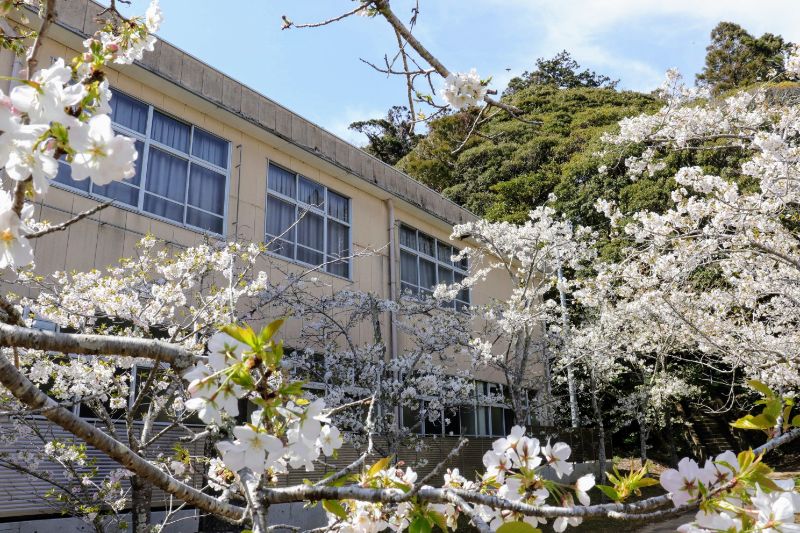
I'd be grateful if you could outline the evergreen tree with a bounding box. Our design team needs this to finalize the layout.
[349,106,422,165]
[696,21,791,94]
[504,50,618,96]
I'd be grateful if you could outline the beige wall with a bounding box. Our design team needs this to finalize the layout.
[1,31,536,386]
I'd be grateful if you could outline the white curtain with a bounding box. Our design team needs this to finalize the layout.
[328,190,349,222]
[268,164,296,197]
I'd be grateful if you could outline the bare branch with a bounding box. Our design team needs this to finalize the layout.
[27,201,113,239]
[281,4,368,30]
[0,323,199,370]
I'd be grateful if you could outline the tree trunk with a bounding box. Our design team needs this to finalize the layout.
[638,413,649,463]
[130,475,153,533]
[557,264,579,428]
[589,367,606,483]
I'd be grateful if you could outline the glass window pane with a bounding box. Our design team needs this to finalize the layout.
[143,194,184,223]
[110,91,148,134]
[491,406,505,436]
[297,246,323,266]
[437,242,453,264]
[399,225,417,249]
[400,282,418,296]
[418,232,435,257]
[454,272,470,303]
[504,409,515,433]
[444,408,461,436]
[400,251,418,285]
[419,258,436,290]
[423,404,443,436]
[54,160,90,192]
[327,220,349,259]
[298,177,325,209]
[145,148,187,202]
[476,406,489,436]
[188,164,225,215]
[402,405,420,433]
[297,211,323,252]
[266,236,293,259]
[191,128,228,168]
[438,266,453,285]
[328,191,349,222]
[327,259,349,278]
[268,164,296,198]
[93,181,139,206]
[460,406,476,435]
[266,195,296,242]
[458,253,468,271]
[187,207,223,234]
[150,111,190,152]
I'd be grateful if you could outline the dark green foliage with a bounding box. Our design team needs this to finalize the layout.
[398,83,660,229]
[696,21,792,94]
[349,106,422,166]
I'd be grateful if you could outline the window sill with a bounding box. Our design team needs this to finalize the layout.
[50,180,227,241]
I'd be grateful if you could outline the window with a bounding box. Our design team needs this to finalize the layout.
[398,224,469,309]
[400,380,527,437]
[54,90,230,236]
[265,163,351,278]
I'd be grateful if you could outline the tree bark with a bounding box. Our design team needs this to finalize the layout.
[131,475,154,533]
[557,265,579,428]
[589,367,606,483]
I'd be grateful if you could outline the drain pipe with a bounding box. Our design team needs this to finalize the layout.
[385,199,400,432]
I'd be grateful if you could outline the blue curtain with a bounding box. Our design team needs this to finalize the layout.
[266,195,296,241]
[187,164,225,215]
[145,148,187,202]
[151,111,190,152]
[297,211,323,252]
[111,91,148,134]
[268,164,296,198]
[298,177,324,208]
[328,191,349,222]
[192,128,228,168]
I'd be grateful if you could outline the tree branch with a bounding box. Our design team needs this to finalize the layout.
[27,201,113,239]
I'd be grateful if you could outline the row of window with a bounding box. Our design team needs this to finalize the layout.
[52,90,468,295]
[401,381,534,437]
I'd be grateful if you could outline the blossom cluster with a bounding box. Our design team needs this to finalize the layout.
[183,329,344,479]
[661,452,800,532]
[441,69,487,110]
[0,1,162,270]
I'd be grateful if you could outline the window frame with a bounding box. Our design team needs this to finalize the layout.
[264,161,353,280]
[51,90,232,238]
[398,223,470,309]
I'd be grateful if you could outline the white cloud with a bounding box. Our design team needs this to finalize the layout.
[323,105,386,146]
[481,0,800,91]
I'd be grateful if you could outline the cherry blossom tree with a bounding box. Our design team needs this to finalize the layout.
[0,2,797,533]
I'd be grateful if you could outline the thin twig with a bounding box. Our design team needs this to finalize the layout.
[27,201,113,239]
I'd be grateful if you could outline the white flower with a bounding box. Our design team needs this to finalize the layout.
[216,440,247,472]
[508,436,542,470]
[169,460,186,476]
[574,473,595,506]
[232,426,284,472]
[145,0,163,32]
[441,69,487,110]
[207,332,250,372]
[552,494,582,532]
[543,440,573,479]
[482,450,512,482]
[0,124,57,194]
[10,58,85,124]
[0,191,33,269]
[184,397,221,425]
[70,114,138,185]
[492,425,525,454]
[317,425,343,456]
[752,485,800,533]
[661,457,706,507]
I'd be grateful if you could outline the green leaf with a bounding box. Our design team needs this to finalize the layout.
[222,323,257,347]
[409,516,432,533]
[731,414,774,431]
[791,414,800,428]
[635,477,660,488]
[596,484,621,501]
[428,510,448,532]
[367,456,393,478]
[260,318,284,343]
[496,522,542,533]
[322,499,347,520]
[747,380,774,398]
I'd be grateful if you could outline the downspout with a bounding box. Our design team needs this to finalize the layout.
[385,199,399,429]
[231,144,243,241]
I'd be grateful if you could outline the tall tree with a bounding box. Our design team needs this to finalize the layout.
[349,106,422,165]
[504,50,618,96]
[696,21,791,94]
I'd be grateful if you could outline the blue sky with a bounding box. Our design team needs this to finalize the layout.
[117,1,800,145]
